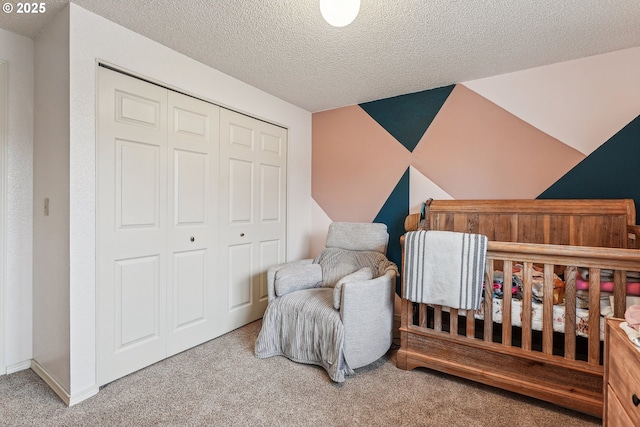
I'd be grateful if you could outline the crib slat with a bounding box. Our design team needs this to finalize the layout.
[484,260,494,342]
[588,268,601,365]
[502,260,513,346]
[434,305,442,332]
[613,269,626,318]
[419,303,427,328]
[466,310,475,338]
[402,298,411,328]
[521,262,533,351]
[564,266,577,360]
[542,264,555,355]
[450,308,458,335]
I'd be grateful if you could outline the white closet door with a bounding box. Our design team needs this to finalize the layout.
[98,67,288,385]
[166,91,222,356]
[98,67,169,385]
[219,109,287,330]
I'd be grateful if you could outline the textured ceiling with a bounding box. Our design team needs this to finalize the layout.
[2,0,640,112]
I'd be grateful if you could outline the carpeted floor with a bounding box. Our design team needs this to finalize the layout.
[0,320,600,426]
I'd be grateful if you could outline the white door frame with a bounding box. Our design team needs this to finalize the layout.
[0,60,8,375]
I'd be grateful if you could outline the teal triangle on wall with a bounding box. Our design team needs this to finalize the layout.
[359,85,455,152]
[374,168,409,294]
[538,115,640,214]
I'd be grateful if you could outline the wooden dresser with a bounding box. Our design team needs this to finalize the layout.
[604,318,640,426]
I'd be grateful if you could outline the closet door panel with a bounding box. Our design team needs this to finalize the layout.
[255,121,287,307]
[116,256,161,348]
[220,109,287,330]
[259,240,281,300]
[229,158,253,222]
[98,67,168,386]
[174,150,207,224]
[228,244,253,309]
[116,140,161,228]
[172,250,206,326]
[260,164,282,222]
[166,91,222,356]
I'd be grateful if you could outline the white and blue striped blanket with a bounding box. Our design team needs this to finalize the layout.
[404,230,487,310]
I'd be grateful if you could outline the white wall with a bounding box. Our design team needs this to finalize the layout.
[0,28,34,374]
[0,58,5,377]
[62,3,312,401]
[32,7,71,392]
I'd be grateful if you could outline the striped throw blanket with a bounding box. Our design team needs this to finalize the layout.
[404,230,488,310]
[255,287,353,382]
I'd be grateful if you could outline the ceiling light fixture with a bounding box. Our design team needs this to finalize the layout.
[320,0,360,27]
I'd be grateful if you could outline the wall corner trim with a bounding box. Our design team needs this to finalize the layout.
[31,359,99,406]
[0,60,7,378]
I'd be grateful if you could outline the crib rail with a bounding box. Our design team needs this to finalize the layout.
[399,241,640,416]
[404,241,640,366]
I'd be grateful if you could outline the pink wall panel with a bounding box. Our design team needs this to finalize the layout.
[411,85,585,199]
[463,46,640,156]
[312,105,411,222]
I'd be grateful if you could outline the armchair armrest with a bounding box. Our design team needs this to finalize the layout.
[267,259,313,301]
[340,268,397,369]
[267,259,322,301]
[332,267,373,310]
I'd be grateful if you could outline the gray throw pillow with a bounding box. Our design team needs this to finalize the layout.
[274,263,323,297]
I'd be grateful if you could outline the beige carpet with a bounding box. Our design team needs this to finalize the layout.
[0,320,600,426]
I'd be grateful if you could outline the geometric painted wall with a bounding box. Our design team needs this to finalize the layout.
[539,114,640,213]
[312,46,640,292]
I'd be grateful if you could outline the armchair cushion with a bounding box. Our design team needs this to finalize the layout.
[333,267,373,309]
[325,222,389,253]
[274,263,322,297]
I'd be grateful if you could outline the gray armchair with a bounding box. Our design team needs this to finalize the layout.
[255,222,398,382]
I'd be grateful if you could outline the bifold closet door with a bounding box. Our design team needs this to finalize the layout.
[98,67,221,385]
[98,67,169,385]
[166,91,222,357]
[219,109,287,331]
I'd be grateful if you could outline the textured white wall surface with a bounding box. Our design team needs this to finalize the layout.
[0,59,4,376]
[67,3,311,398]
[32,6,71,393]
[0,28,33,373]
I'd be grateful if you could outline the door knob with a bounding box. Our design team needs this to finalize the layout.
[190,236,195,242]
[240,233,245,237]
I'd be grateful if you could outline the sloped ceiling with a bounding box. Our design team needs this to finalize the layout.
[1,0,640,112]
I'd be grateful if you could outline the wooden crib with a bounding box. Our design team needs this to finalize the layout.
[397,199,640,417]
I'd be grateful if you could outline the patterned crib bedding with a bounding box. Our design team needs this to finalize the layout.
[470,264,640,341]
[473,295,605,340]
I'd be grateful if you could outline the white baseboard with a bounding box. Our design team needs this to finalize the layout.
[6,359,31,374]
[67,384,100,407]
[31,359,99,407]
